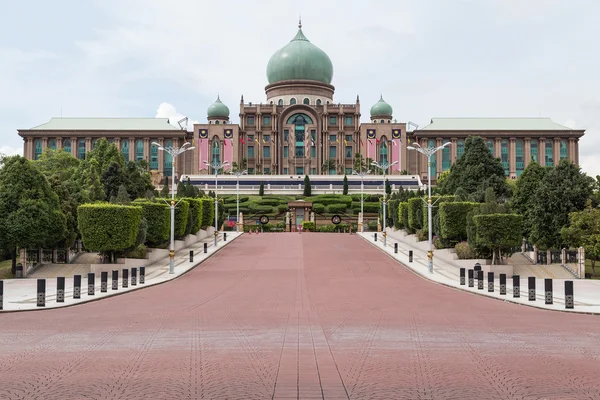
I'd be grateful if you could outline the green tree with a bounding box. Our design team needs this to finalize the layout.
[322,159,335,175]
[353,152,365,172]
[511,160,547,238]
[122,161,154,200]
[0,156,66,273]
[473,214,523,264]
[160,177,170,197]
[101,161,126,201]
[438,136,509,202]
[303,175,311,196]
[176,180,186,198]
[259,181,265,196]
[185,177,196,198]
[343,175,349,195]
[561,204,600,276]
[385,178,391,196]
[36,148,81,184]
[528,159,595,249]
[115,185,131,204]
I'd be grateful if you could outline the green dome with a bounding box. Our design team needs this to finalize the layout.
[266,26,334,85]
[370,95,393,117]
[207,96,229,118]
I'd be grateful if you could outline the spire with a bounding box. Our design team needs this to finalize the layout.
[240,94,244,104]
[298,14,302,29]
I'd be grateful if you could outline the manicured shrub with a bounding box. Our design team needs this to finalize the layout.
[256,199,281,206]
[78,204,142,253]
[277,204,289,213]
[351,202,380,213]
[455,241,476,259]
[301,221,315,231]
[225,196,249,204]
[398,202,409,229]
[134,201,170,246]
[249,203,274,213]
[422,195,455,236]
[367,221,378,231]
[473,213,523,263]
[312,203,325,213]
[327,204,348,213]
[416,229,427,242]
[186,198,203,234]
[408,197,423,230]
[439,202,480,242]
[174,199,189,238]
[200,198,214,228]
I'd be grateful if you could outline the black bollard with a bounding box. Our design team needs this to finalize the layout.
[488,272,494,292]
[374,233,378,242]
[204,243,208,254]
[88,273,95,296]
[565,281,574,309]
[499,273,506,295]
[224,232,227,241]
[0,280,3,310]
[131,268,137,286]
[459,268,465,285]
[37,279,46,307]
[513,275,520,298]
[56,277,65,302]
[189,250,193,263]
[528,276,536,301]
[101,271,108,293]
[74,275,81,299]
[474,263,481,273]
[468,269,474,287]
[394,243,398,254]
[544,278,553,305]
[112,270,118,290]
[477,270,484,290]
[139,266,145,284]
[408,250,413,262]
[122,269,128,288]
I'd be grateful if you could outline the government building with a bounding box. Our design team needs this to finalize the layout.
[17,22,584,185]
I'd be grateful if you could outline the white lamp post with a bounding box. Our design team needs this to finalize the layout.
[352,169,368,232]
[151,141,195,274]
[205,160,229,246]
[407,141,451,273]
[371,160,398,246]
[230,169,247,232]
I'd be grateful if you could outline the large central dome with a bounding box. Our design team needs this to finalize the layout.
[266,25,334,85]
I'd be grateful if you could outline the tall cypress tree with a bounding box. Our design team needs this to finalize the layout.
[303,175,312,196]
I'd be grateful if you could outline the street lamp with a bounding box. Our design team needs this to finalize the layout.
[352,169,368,232]
[204,160,230,246]
[230,169,247,232]
[371,160,398,247]
[151,141,195,274]
[407,141,451,273]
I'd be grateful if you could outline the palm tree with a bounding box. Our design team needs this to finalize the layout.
[322,159,336,175]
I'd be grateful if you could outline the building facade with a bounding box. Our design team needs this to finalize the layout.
[18,22,584,185]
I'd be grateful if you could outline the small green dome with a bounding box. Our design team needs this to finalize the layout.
[370,95,393,117]
[207,96,230,118]
[266,25,334,85]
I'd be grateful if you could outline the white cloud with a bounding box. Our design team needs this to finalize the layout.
[155,102,198,131]
[0,146,23,157]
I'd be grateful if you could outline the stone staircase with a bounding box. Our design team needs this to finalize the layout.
[28,252,100,279]
[509,253,578,279]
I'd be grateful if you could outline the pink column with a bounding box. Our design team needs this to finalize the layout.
[199,138,209,172]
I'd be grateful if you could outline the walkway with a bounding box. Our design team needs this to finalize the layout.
[1,233,600,399]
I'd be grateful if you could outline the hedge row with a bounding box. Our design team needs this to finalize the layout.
[350,194,381,203]
[351,202,380,213]
[439,202,479,242]
[134,201,170,246]
[327,204,348,213]
[78,204,142,252]
[398,202,409,229]
[186,198,203,234]
[422,196,455,236]
[224,196,249,204]
[407,197,422,230]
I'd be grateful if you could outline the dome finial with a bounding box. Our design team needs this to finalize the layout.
[298,14,302,29]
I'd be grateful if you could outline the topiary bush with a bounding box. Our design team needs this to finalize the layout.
[78,204,142,255]
[185,198,203,234]
[351,202,380,213]
[277,204,289,213]
[439,202,480,243]
[422,195,455,236]
[398,202,409,230]
[200,198,214,228]
[225,196,249,204]
[256,199,281,206]
[327,204,348,213]
[416,229,427,242]
[455,241,476,259]
[408,197,423,230]
[134,201,170,246]
[301,221,315,231]
[312,203,325,213]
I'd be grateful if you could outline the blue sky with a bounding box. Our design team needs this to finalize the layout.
[1,0,599,176]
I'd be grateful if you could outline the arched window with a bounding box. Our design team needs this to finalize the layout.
[136,139,144,161]
[164,139,173,176]
[316,99,322,106]
[293,114,306,158]
[63,139,71,154]
[545,140,553,166]
[501,139,509,175]
[286,113,313,124]
[560,139,568,160]
[428,139,436,178]
[121,140,129,162]
[48,138,57,150]
[457,139,464,159]
[215,120,220,125]
[379,136,388,167]
[380,119,384,123]
[290,98,297,105]
[516,139,524,177]
[78,139,86,160]
[303,98,310,105]
[487,139,494,156]
[530,139,538,162]
[442,139,451,171]
[34,139,42,160]
[278,99,284,106]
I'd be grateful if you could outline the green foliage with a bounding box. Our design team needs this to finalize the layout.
[133,201,170,246]
[343,175,349,195]
[77,204,142,253]
[511,160,547,238]
[256,199,281,206]
[350,193,381,202]
[439,202,480,243]
[385,178,391,196]
[561,205,600,276]
[416,229,427,241]
[186,198,203,234]
[160,177,170,197]
[398,202,409,229]
[277,204,289,213]
[407,197,423,230]
[310,194,353,207]
[327,204,347,213]
[303,175,311,196]
[259,181,265,196]
[367,220,378,231]
[316,223,352,232]
[301,221,315,231]
[473,214,522,264]
[422,195,455,236]
[438,136,509,202]
[455,241,476,259]
[177,180,186,198]
[115,185,131,204]
[200,197,215,228]
[225,196,249,204]
[312,203,325,213]
[350,202,381,214]
[174,199,189,238]
[528,160,595,249]
[249,203,274,213]
[0,157,67,269]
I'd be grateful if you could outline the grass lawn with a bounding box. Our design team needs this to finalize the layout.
[585,259,600,279]
[0,258,16,280]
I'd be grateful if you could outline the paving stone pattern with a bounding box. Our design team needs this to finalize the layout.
[1,233,599,399]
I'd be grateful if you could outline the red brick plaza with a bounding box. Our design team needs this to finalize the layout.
[1,233,599,399]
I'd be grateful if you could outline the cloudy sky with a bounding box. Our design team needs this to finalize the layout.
[1,0,599,177]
